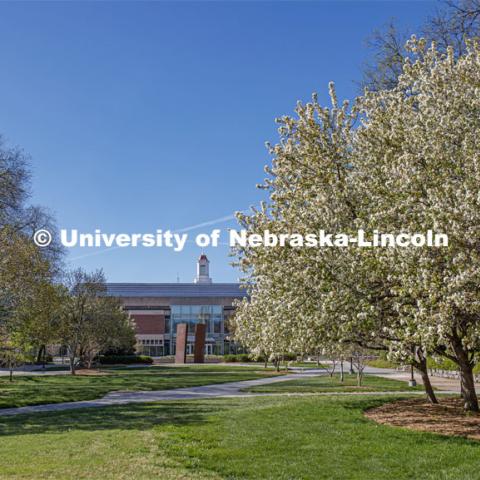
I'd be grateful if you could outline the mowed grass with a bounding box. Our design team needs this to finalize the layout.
[0,395,478,479]
[285,361,328,369]
[245,373,424,393]
[0,365,275,409]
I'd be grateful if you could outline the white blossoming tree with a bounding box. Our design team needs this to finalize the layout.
[233,38,480,410]
[353,38,480,411]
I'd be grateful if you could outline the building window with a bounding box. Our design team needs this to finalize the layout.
[171,305,223,334]
[139,338,164,356]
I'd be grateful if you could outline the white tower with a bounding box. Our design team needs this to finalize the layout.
[194,254,212,284]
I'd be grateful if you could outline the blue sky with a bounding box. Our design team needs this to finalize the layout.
[0,1,434,283]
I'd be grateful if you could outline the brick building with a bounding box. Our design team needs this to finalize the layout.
[106,255,246,357]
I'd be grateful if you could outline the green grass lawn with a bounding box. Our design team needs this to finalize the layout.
[0,395,478,479]
[365,358,400,369]
[244,373,424,393]
[285,361,328,369]
[0,365,275,409]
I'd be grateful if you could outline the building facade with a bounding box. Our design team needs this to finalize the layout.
[106,255,246,357]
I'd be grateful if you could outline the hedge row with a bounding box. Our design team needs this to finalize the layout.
[222,353,298,363]
[222,354,252,362]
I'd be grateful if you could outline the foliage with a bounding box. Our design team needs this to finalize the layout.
[0,137,63,373]
[57,268,136,374]
[222,353,252,362]
[222,353,297,363]
[233,39,480,409]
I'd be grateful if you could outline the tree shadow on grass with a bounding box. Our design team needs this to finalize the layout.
[0,401,229,437]
[338,395,404,408]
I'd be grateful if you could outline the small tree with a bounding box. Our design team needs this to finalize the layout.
[79,296,135,369]
[58,269,135,374]
[58,269,105,375]
[0,332,25,382]
[351,350,367,387]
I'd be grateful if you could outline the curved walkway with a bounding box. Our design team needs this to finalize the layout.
[0,371,454,417]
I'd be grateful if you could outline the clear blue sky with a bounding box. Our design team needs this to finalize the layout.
[0,1,435,283]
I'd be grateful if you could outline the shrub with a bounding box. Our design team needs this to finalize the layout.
[222,353,299,363]
[98,355,153,365]
[222,354,252,362]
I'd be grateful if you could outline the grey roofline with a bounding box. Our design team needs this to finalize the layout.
[105,282,247,298]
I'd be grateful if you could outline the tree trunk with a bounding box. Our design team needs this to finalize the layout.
[458,361,478,412]
[414,357,438,404]
[357,370,363,386]
[340,360,344,382]
[329,360,336,378]
[8,359,13,382]
[36,345,45,365]
[69,355,76,375]
[450,337,479,412]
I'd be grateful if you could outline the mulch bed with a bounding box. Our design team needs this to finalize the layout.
[365,397,480,440]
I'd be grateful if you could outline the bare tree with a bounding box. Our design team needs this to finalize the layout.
[423,0,480,53]
[362,21,408,91]
[0,137,30,228]
[0,137,64,276]
[361,0,480,91]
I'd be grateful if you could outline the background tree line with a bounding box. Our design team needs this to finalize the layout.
[0,137,135,377]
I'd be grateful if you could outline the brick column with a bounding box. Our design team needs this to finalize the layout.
[175,323,188,364]
[194,323,206,363]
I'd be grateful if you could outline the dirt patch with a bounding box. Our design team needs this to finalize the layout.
[365,397,480,440]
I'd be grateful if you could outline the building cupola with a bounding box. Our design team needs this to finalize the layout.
[194,254,212,284]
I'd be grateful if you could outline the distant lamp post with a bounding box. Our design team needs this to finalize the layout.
[408,364,417,387]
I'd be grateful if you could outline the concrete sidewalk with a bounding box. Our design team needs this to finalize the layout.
[369,368,472,394]
[0,368,457,418]
[319,362,472,394]
[0,366,69,377]
[0,373,308,417]
[0,364,463,418]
